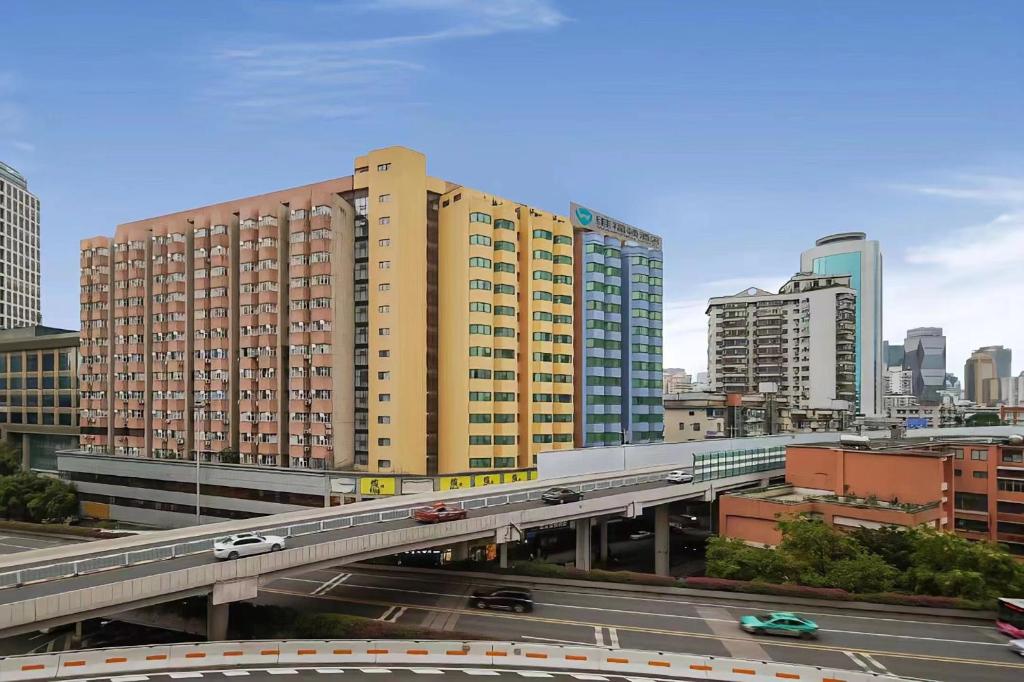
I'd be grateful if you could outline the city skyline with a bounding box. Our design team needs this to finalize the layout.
[2,0,1021,379]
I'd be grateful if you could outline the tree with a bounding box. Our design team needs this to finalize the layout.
[705,537,795,583]
[777,516,860,579]
[825,553,899,593]
[0,444,21,477]
[848,526,916,571]
[965,413,1001,427]
[27,479,78,522]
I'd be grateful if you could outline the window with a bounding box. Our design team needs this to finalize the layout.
[379,283,391,291]
[533,291,553,301]
[469,458,492,468]
[494,370,515,380]
[954,492,988,512]
[379,350,391,357]
[469,369,492,379]
[973,470,988,479]
[495,284,515,294]
[469,435,492,445]
[494,392,515,401]
[377,163,391,171]
[970,449,988,461]
[493,262,515,273]
[494,305,515,316]
[469,414,492,423]
[378,194,391,202]
[494,219,514,230]
[470,279,492,290]
[470,212,492,224]
[955,517,989,533]
[553,274,572,284]
[494,327,515,337]
[533,249,553,261]
[954,468,963,477]
[469,346,492,357]
[494,413,515,423]
[494,455,516,465]
[692,423,700,432]
[377,438,391,446]
[533,311,553,322]
[553,235,572,245]
[378,305,390,313]
[377,459,392,468]
[532,229,552,240]
[378,416,391,424]
[378,238,391,247]
[553,255,572,264]
[379,328,390,336]
[494,349,515,359]
[379,393,391,401]
[494,240,515,252]
[377,371,390,380]
[469,257,492,268]
[953,448,964,460]
[470,234,491,246]
[379,217,391,225]
[378,260,391,270]
[469,392,492,401]
[533,270,553,281]
[469,324,492,335]
[533,332,552,341]
[470,302,492,313]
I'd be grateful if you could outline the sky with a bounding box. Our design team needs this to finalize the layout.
[2,0,1022,378]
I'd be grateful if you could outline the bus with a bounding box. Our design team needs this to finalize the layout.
[997,598,1024,638]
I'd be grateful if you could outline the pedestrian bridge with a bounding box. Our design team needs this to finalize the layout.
[0,451,783,638]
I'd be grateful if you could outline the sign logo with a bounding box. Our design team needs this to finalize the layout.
[574,206,594,226]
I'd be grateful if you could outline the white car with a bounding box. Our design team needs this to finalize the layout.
[213,533,286,560]
[629,530,653,540]
[666,470,694,484]
[1010,639,1024,657]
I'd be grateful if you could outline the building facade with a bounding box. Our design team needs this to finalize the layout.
[0,161,41,329]
[965,349,1001,406]
[0,326,79,470]
[572,205,664,446]
[79,146,657,475]
[1000,373,1024,407]
[799,233,883,416]
[882,340,904,371]
[706,272,856,415]
[903,327,946,404]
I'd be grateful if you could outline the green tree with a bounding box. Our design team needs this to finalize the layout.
[777,516,860,579]
[824,553,899,593]
[965,412,1001,426]
[0,444,21,477]
[848,526,916,571]
[26,479,77,522]
[706,537,795,583]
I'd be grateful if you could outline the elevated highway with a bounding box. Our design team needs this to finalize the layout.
[0,461,780,638]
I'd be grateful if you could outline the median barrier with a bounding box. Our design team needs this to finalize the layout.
[0,640,914,681]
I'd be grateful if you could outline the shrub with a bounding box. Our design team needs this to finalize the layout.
[824,554,899,594]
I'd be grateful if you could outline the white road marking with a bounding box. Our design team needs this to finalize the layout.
[607,627,619,649]
[409,669,444,674]
[168,674,204,679]
[378,606,398,621]
[463,672,500,677]
[389,606,407,623]
[265,670,298,675]
[312,572,351,596]
[569,675,608,681]
[109,676,151,682]
[0,541,43,551]
[313,669,348,674]
[593,626,605,647]
[520,635,595,646]
[221,672,250,677]
[357,669,392,674]
[515,673,554,678]
[863,653,888,672]
[844,651,870,671]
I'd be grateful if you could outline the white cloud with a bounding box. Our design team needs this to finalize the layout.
[901,175,1024,205]
[211,0,567,119]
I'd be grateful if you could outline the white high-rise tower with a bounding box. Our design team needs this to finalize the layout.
[0,161,41,329]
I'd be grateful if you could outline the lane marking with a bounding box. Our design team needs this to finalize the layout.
[594,626,605,647]
[863,653,889,672]
[409,670,444,675]
[335,567,995,632]
[697,605,770,663]
[265,671,298,676]
[313,669,347,674]
[521,635,595,646]
[356,670,392,674]
[844,651,869,671]
[263,586,1024,671]
[110,676,151,681]
[281,574,998,646]
[569,675,608,681]
[464,672,501,677]
[221,672,250,677]
[607,627,620,649]
[168,674,203,679]
[378,606,398,622]
[515,673,554,678]
[311,572,351,596]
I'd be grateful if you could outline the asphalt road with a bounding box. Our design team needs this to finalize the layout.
[0,532,82,555]
[256,566,1024,682]
[0,479,685,606]
[64,667,675,681]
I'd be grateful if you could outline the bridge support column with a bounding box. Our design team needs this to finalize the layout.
[451,541,470,562]
[654,504,670,577]
[499,542,509,569]
[207,595,229,641]
[598,519,609,565]
[574,518,592,572]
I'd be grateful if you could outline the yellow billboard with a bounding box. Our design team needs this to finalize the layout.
[359,477,396,496]
[473,473,500,487]
[502,471,528,484]
[439,475,472,491]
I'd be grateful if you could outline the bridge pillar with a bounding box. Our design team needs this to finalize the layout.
[498,542,509,569]
[206,595,229,641]
[574,518,592,571]
[598,519,609,565]
[654,504,670,577]
[451,541,470,562]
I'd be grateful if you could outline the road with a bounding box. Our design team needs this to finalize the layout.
[0,479,686,607]
[255,566,1024,682]
[61,668,673,681]
[0,532,82,555]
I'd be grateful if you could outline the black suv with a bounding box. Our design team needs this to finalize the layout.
[471,587,534,613]
[541,487,583,504]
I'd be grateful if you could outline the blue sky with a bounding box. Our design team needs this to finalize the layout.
[2,0,1022,376]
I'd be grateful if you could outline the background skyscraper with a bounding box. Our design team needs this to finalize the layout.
[0,161,41,329]
[799,233,883,416]
[903,327,946,404]
[965,345,1012,406]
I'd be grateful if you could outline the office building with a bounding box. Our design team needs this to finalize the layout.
[571,204,664,446]
[0,326,79,470]
[0,161,41,329]
[903,327,945,404]
[965,347,1007,406]
[706,272,856,414]
[883,340,904,371]
[720,435,1024,556]
[885,367,913,395]
[1000,373,1024,407]
[80,146,658,475]
[663,368,693,395]
[800,233,883,416]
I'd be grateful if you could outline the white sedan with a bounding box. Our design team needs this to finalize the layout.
[1010,639,1024,657]
[666,470,694,484]
[213,533,286,560]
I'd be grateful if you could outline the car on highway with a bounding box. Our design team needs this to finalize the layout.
[666,470,694,484]
[471,587,534,613]
[213,533,285,560]
[628,529,653,540]
[739,612,819,639]
[1010,639,1024,657]
[413,502,468,523]
[541,487,584,504]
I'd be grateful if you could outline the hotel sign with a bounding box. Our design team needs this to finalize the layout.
[570,202,662,249]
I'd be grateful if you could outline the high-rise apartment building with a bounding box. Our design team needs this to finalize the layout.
[570,204,664,446]
[799,233,883,416]
[80,146,656,475]
[965,346,1010,406]
[0,161,41,329]
[706,272,856,412]
[904,327,946,404]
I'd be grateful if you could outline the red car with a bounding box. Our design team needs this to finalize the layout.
[413,502,468,524]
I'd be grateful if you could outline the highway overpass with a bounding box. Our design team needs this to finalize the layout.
[0,459,780,639]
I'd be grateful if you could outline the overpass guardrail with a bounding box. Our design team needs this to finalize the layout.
[0,639,911,682]
[0,469,685,591]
